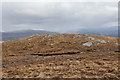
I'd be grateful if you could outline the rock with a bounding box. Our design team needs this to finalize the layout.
[72,35,82,39]
[46,34,55,38]
[115,43,120,45]
[82,42,93,47]
[93,40,106,44]
[27,36,38,40]
[82,39,106,47]
[48,39,52,40]
[38,34,56,38]
[28,38,33,40]
[86,37,95,40]
[67,59,78,61]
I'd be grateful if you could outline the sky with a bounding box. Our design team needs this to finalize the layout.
[1,0,118,32]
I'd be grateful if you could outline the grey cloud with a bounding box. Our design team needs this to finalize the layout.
[2,2,118,32]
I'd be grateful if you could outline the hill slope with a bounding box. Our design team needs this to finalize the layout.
[2,34,119,78]
[3,33,118,55]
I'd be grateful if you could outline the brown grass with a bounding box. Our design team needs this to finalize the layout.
[2,33,119,78]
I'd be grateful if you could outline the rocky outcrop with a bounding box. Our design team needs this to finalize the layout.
[82,40,107,47]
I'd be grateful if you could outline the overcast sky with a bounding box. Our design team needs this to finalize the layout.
[2,1,118,32]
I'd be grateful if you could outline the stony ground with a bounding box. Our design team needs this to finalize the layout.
[2,34,120,78]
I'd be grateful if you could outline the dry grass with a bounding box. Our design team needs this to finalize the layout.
[2,33,119,78]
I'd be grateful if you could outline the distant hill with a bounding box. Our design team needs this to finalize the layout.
[2,30,58,41]
[2,26,119,41]
[76,26,118,37]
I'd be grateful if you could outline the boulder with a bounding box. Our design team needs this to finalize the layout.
[82,42,93,47]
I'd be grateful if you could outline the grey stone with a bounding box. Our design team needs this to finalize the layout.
[82,39,106,47]
[82,42,93,47]
[47,34,55,38]
[115,43,120,45]
[28,38,34,40]
[73,35,82,39]
[48,38,52,40]
[93,40,106,44]
[27,37,36,40]
[86,37,95,40]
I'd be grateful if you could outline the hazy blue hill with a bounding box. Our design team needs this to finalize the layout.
[2,30,58,41]
[2,26,119,41]
[77,26,118,37]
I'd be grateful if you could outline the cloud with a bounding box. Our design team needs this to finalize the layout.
[2,2,118,32]
[2,0,119,2]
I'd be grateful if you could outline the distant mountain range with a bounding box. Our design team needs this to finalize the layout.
[2,30,58,41]
[1,26,119,41]
[76,26,118,37]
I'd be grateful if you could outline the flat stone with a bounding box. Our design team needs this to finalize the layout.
[82,42,93,47]
[93,40,106,44]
